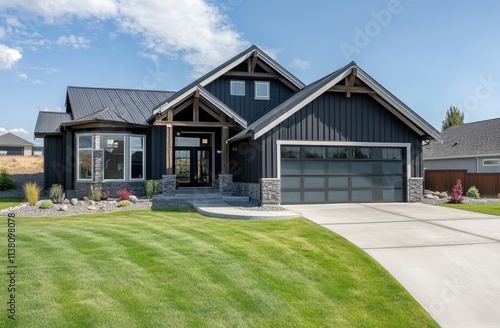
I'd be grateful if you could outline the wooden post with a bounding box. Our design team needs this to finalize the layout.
[166,124,173,175]
[221,127,229,174]
[193,90,200,122]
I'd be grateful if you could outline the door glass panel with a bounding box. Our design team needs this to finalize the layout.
[304,191,325,203]
[304,177,325,188]
[282,177,301,189]
[328,177,348,188]
[175,150,191,183]
[197,150,210,184]
[175,137,200,147]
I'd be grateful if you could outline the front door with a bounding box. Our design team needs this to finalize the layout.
[174,132,213,187]
[174,148,212,187]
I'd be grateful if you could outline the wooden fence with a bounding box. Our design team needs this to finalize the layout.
[424,170,500,197]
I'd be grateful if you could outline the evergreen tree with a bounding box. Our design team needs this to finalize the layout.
[441,106,464,131]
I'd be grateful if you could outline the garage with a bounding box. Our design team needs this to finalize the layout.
[0,146,24,156]
[280,145,406,204]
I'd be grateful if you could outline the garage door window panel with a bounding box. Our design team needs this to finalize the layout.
[328,177,349,188]
[282,177,301,189]
[304,177,325,188]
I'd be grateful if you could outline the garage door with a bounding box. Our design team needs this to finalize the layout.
[0,146,23,156]
[281,146,406,204]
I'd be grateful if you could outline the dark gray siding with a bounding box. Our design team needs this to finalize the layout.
[43,136,65,190]
[229,139,262,183]
[0,146,23,155]
[204,76,294,123]
[259,93,423,178]
[150,126,166,179]
[64,130,75,191]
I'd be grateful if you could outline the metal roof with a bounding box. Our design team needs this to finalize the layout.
[67,87,175,125]
[34,111,72,136]
[153,44,305,116]
[424,118,500,159]
[230,62,441,142]
[0,132,35,146]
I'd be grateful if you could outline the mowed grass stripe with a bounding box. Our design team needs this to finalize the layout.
[19,231,137,328]
[5,210,438,328]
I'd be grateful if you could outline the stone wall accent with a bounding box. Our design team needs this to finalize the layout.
[409,177,424,202]
[162,175,176,195]
[260,178,281,205]
[93,149,104,183]
[218,174,233,195]
[75,181,145,199]
[232,182,260,200]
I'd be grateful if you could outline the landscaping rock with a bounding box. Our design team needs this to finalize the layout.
[129,195,139,203]
[87,205,97,211]
[70,198,78,206]
[89,200,96,206]
[424,194,435,199]
[59,205,68,211]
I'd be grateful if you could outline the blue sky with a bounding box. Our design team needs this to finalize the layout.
[1,0,500,145]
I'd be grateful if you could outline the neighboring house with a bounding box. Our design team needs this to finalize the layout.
[0,132,35,156]
[423,118,500,173]
[34,45,440,204]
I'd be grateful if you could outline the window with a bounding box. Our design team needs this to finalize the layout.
[483,159,500,166]
[255,81,270,100]
[76,134,146,181]
[230,80,245,96]
[130,136,144,179]
[281,146,300,158]
[353,148,371,159]
[77,136,93,180]
[303,147,325,159]
[382,148,402,160]
[327,147,348,159]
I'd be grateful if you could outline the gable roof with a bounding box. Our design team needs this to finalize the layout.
[424,118,500,159]
[67,87,175,125]
[0,132,34,147]
[229,62,441,142]
[34,111,72,136]
[153,44,305,116]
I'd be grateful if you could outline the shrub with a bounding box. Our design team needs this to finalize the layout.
[49,184,65,204]
[118,200,131,207]
[117,189,132,201]
[466,186,480,199]
[89,186,102,202]
[145,180,162,200]
[39,200,54,209]
[0,169,16,191]
[451,179,464,204]
[24,182,42,206]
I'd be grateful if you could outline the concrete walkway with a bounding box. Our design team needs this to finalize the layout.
[283,203,500,328]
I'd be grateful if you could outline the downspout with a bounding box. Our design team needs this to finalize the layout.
[475,157,479,173]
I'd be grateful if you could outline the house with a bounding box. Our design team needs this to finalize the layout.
[0,132,35,156]
[423,118,500,173]
[34,45,440,204]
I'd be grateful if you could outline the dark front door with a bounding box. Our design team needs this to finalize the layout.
[175,147,211,187]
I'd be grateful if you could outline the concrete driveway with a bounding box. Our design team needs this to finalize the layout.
[283,203,500,328]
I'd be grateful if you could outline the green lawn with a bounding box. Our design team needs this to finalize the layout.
[441,203,500,216]
[0,197,23,210]
[2,209,438,328]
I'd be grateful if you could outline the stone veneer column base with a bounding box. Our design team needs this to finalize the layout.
[218,174,233,195]
[232,182,260,200]
[260,178,281,205]
[162,175,176,195]
[409,177,424,202]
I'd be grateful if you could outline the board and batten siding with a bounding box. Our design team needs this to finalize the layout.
[424,157,500,173]
[230,138,262,183]
[150,126,166,179]
[257,92,424,179]
[204,76,295,124]
[43,135,65,190]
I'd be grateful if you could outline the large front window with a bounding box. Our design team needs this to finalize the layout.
[76,134,146,181]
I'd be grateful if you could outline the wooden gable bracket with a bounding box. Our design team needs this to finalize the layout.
[328,68,375,97]
[248,51,258,73]
[193,89,200,122]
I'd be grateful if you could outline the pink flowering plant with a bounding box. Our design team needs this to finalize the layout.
[451,179,463,204]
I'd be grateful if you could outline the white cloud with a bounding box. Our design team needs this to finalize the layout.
[0,127,29,136]
[56,34,91,49]
[18,72,28,79]
[32,79,43,85]
[0,27,5,39]
[0,0,249,77]
[290,58,311,70]
[38,106,62,112]
[0,44,22,69]
[5,17,23,28]
[139,52,159,64]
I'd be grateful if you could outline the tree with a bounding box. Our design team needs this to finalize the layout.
[441,106,464,131]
